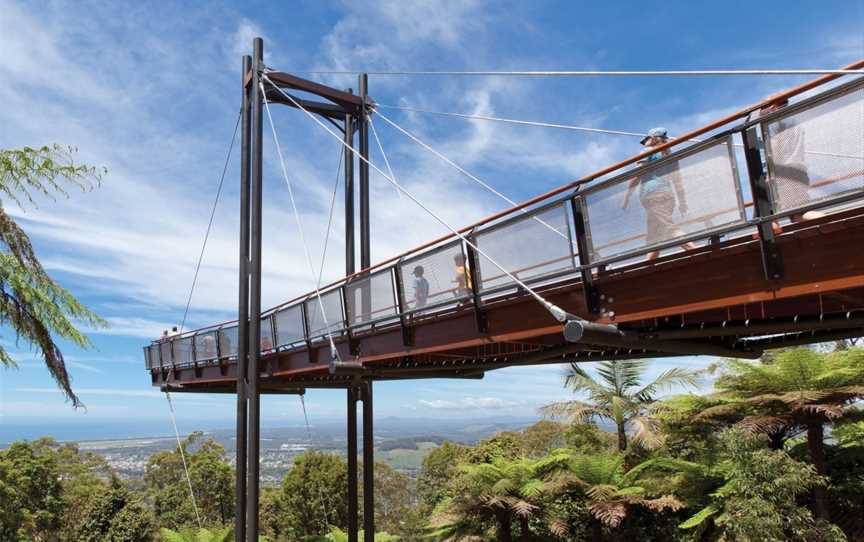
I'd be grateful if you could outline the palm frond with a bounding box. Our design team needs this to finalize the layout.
[642,494,684,512]
[736,414,792,435]
[678,504,719,530]
[633,367,701,403]
[628,415,664,450]
[538,400,603,422]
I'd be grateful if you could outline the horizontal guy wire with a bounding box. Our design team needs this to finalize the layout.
[273,68,864,77]
[376,103,646,137]
[380,104,864,161]
[262,75,570,323]
[316,146,345,288]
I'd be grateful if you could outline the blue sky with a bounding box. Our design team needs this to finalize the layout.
[1,0,862,440]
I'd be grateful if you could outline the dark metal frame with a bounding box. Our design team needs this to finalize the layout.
[742,126,784,280]
[570,193,600,313]
[464,231,488,333]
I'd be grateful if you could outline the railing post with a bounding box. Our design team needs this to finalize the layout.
[301,301,314,360]
[464,235,487,333]
[342,284,360,356]
[570,194,601,314]
[742,127,784,280]
[392,263,413,346]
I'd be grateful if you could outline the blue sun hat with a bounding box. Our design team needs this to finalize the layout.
[640,126,669,145]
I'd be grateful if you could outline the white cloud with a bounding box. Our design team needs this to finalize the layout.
[418,396,525,410]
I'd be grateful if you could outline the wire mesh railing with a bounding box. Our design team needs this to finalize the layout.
[145,76,864,371]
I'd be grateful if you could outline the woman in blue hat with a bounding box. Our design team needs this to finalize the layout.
[622,127,697,260]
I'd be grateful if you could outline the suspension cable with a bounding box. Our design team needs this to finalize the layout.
[262,75,570,323]
[269,68,864,77]
[376,103,647,138]
[368,116,405,202]
[373,108,531,209]
[165,390,203,528]
[316,146,345,287]
[261,86,342,362]
[179,109,242,333]
[299,394,332,530]
[372,109,568,240]
[163,111,240,529]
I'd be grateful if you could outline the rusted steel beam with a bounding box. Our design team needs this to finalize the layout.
[564,320,762,358]
[263,88,350,119]
[644,314,864,340]
[265,71,363,110]
[742,327,864,349]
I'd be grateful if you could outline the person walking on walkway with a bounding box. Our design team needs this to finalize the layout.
[622,127,697,260]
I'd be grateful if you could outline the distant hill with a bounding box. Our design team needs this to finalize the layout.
[378,435,447,451]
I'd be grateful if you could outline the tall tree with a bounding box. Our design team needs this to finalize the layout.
[144,432,234,530]
[362,461,419,535]
[280,450,348,538]
[74,478,154,542]
[541,359,700,451]
[417,442,468,510]
[676,429,844,542]
[694,348,864,518]
[0,441,64,541]
[0,144,106,406]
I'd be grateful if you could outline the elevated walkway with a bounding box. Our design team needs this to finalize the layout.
[146,73,864,393]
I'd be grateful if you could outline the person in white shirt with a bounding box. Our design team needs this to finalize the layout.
[762,96,824,222]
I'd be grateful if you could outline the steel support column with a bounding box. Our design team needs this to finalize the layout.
[246,37,264,542]
[358,74,372,326]
[359,74,371,271]
[345,75,363,528]
[344,92,356,276]
[362,380,375,540]
[347,385,360,542]
[234,53,252,542]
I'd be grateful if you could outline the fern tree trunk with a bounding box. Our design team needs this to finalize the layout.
[767,431,786,450]
[496,510,514,542]
[590,517,604,542]
[806,421,830,520]
[518,516,531,541]
[616,422,627,452]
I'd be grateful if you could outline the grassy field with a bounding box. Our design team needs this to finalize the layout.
[376,441,439,472]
